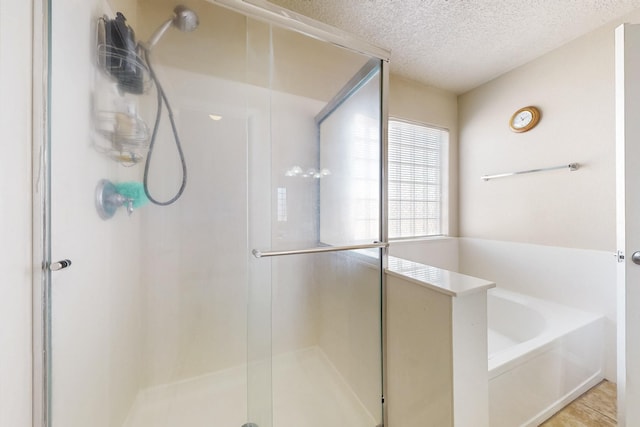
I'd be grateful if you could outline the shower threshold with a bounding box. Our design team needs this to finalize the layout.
[122,347,376,427]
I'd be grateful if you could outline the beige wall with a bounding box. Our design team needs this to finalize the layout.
[386,274,454,426]
[389,75,459,236]
[136,0,368,103]
[458,11,640,251]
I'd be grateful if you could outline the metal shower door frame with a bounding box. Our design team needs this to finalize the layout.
[32,0,52,425]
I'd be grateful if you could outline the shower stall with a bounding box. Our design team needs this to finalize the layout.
[35,0,389,426]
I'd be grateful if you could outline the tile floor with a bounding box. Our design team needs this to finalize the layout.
[540,380,617,426]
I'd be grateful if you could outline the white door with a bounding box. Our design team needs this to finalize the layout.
[615,22,640,426]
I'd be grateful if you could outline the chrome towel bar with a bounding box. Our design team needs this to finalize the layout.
[252,242,388,258]
[481,163,580,181]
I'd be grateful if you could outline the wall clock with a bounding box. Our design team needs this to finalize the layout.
[509,106,540,133]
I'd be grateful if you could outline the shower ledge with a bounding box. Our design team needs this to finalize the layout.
[386,256,495,297]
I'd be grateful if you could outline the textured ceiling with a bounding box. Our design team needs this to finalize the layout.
[268,0,640,94]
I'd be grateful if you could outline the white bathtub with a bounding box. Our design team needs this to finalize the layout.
[487,288,605,427]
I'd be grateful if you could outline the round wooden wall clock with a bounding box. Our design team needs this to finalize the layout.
[509,106,540,133]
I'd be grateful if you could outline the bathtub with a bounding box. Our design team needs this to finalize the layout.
[487,288,605,427]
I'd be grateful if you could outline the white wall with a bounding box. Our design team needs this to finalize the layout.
[0,1,33,426]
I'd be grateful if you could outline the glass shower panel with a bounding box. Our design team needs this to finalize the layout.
[265,249,383,427]
[318,61,382,245]
[248,22,384,427]
[49,1,255,426]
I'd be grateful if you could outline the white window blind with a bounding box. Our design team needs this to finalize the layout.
[388,119,448,239]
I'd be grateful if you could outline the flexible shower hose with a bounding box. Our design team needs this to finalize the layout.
[140,47,187,206]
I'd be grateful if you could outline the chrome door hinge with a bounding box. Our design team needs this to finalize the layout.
[617,250,625,263]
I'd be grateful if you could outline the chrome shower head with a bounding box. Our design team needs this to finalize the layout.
[172,5,199,32]
[146,5,199,49]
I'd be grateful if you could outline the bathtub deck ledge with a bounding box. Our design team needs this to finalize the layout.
[386,256,495,297]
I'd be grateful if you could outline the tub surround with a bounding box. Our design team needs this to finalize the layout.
[387,256,494,296]
[459,237,616,381]
[488,288,605,426]
[388,236,459,271]
[386,256,495,427]
[389,237,617,382]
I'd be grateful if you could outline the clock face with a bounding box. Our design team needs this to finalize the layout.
[510,106,540,132]
[512,111,533,129]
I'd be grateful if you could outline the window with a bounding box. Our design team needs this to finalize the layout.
[388,119,448,239]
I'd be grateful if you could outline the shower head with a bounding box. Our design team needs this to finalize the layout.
[172,5,199,32]
[146,5,199,50]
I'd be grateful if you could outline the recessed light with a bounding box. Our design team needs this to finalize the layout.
[209,114,222,121]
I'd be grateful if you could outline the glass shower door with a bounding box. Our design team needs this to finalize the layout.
[246,20,385,426]
[43,1,386,426]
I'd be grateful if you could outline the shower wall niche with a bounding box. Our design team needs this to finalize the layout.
[46,0,387,426]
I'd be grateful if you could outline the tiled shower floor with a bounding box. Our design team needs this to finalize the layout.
[123,347,376,427]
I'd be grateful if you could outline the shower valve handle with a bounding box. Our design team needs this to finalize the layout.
[125,198,134,215]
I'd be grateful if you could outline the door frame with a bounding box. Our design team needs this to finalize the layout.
[615,22,640,426]
[32,0,51,425]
